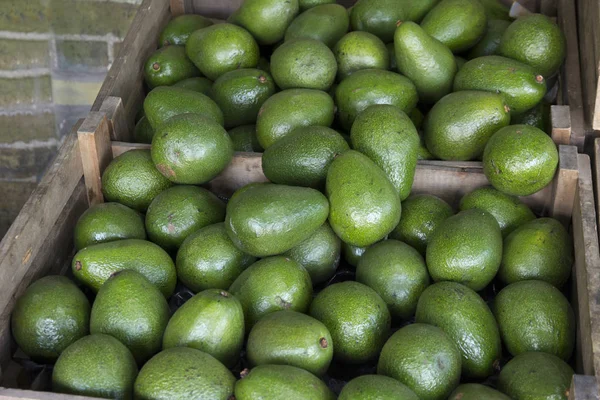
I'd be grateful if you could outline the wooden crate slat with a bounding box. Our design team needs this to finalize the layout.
[0,388,98,400]
[577,0,600,131]
[77,113,112,206]
[552,105,573,145]
[551,144,579,225]
[570,374,600,400]
[98,97,130,142]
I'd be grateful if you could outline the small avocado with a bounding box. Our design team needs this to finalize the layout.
[339,375,419,400]
[409,107,424,129]
[417,134,435,160]
[285,4,349,48]
[394,21,457,104]
[327,150,401,247]
[262,126,349,188]
[256,88,335,149]
[310,281,390,364]
[483,124,558,196]
[426,209,502,291]
[74,202,145,250]
[133,116,154,144]
[158,14,213,47]
[72,239,176,297]
[52,334,137,399]
[172,76,213,95]
[185,23,259,80]
[143,46,200,89]
[235,364,335,400]
[333,31,389,81]
[467,19,511,59]
[459,186,536,237]
[351,104,419,200]
[176,222,257,292]
[390,194,454,255]
[90,270,170,364]
[449,384,511,400]
[229,256,313,329]
[356,240,429,321]
[228,125,263,152]
[299,0,335,11]
[162,289,244,368]
[342,242,369,267]
[424,91,511,161]
[247,310,333,376]
[377,323,461,400]
[229,0,299,45]
[225,183,329,257]
[498,352,573,400]
[498,14,566,77]
[478,0,511,21]
[134,347,235,400]
[511,101,550,132]
[494,280,575,360]
[11,276,90,363]
[101,149,173,212]
[151,114,234,184]
[416,281,502,378]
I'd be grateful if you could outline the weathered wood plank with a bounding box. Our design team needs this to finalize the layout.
[569,375,599,400]
[552,105,572,145]
[0,388,97,400]
[577,0,600,130]
[78,113,112,205]
[551,145,579,225]
[99,97,130,142]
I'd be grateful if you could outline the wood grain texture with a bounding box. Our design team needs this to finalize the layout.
[0,388,98,400]
[77,113,112,205]
[577,0,600,130]
[551,145,579,225]
[552,105,572,145]
[98,97,130,142]
[569,375,599,400]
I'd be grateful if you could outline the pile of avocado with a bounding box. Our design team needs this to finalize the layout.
[10,0,576,399]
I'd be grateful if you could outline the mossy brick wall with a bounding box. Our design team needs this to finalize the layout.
[0,0,143,238]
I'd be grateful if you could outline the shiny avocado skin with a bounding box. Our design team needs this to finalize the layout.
[333,31,389,81]
[143,46,200,89]
[158,14,213,46]
[449,384,511,400]
[467,19,511,59]
[339,375,419,400]
[172,76,213,95]
[133,116,155,144]
[229,0,300,45]
[285,4,349,48]
[228,125,263,152]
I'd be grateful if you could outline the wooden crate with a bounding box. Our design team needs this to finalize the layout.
[577,0,600,136]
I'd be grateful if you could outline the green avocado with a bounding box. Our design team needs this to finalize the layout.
[162,289,244,368]
[228,125,263,152]
[52,334,137,400]
[158,14,213,47]
[511,101,550,132]
[449,384,511,400]
[417,134,435,160]
[494,280,575,360]
[145,185,225,251]
[339,375,419,400]
[455,56,467,69]
[415,281,502,379]
[377,323,461,400]
[172,76,213,95]
[409,107,424,129]
[342,242,369,267]
[349,0,404,43]
[133,116,155,144]
[72,239,176,297]
[229,0,299,45]
[479,0,511,21]
[90,270,170,364]
[387,43,397,71]
[299,0,335,11]
[467,19,511,59]
[11,276,90,363]
[310,281,390,364]
[424,90,511,161]
[151,113,233,184]
[246,310,333,376]
[143,46,200,89]
[333,31,389,81]
[229,256,313,330]
[285,4,349,48]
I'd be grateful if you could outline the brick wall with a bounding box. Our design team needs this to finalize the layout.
[0,0,143,238]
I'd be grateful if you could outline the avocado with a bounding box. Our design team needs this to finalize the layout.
[176,222,257,292]
[52,334,137,399]
[455,56,466,69]
[494,280,575,360]
[151,113,233,184]
[134,347,235,400]
[101,149,173,212]
[11,276,90,363]
[389,194,454,255]
[310,281,390,364]
[339,375,419,400]
[356,240,429,321]
[229,256,313,329]
[498,352,573,400]
[256,88,335,148]
[185,23,259,81]
[172,76,213,95]
[479,0,511,21]
[133,116,154,144]
[247,310,333,376]
[426,209,502,291]
[327,150,401,247]
[467,19,511,59]
[498,14,566,77]
[283,222,341,285]
[415,281,502,378]
[377,323,461,400]
[349,0,404,43]
[143,86,224,129]
[158,14,213,47]
[421,0,487,53]
[449,384,511,400]
[74,202,145,250]
[225,183,329,257]
[285,4,349,48]
[454,56,547,114]
[262,125,349,188]
[387,43,397,71]
[417,134,435,160]
[72,239,176,297]
[162,289,244,368]
[409,107,424,129]
[211,69,276,129]
[228,125,263,152]
[299,0,335,11]
[229,0,299,45]
[143,46,200,89]
[459,186,536,237]
[394,21,457,104]
[342,242,369,267]
[257,56,271,73]
[351,104,419,200]
[511,101,550,132]
[333,32,389,81]
[90,270,170,364]
[424,91,511,161]
[235,364,335,400]
[483,124,558,196]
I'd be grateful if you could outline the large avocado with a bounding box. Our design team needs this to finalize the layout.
[143,45,200,89]
[229,0,299,45]
[172,76,213,95]
[467,19,511,59]
[285,4,349,48]
[228,125,263,152]
[158,14,213,47]
[339,375,419,400]
[333,31,389,81]
[449,384,511,400]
